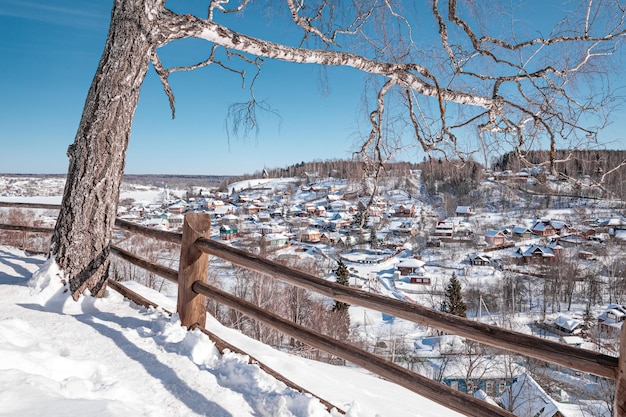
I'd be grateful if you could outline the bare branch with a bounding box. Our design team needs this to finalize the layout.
[149,50,176,118]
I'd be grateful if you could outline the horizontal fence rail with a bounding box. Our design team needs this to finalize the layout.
[2,204,625,416]
[0,201,61,210]
[193,236,619,379]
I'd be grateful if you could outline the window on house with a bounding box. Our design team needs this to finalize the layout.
[486,381,494,395]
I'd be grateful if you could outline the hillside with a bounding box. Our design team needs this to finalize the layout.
[1,169,625,416]
[0,246,462,417]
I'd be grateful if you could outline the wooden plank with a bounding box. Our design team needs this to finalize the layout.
[106,279,173,314]
[192,280,516,417]
[0,202,61,210]
[193,237,618,379]
[110,245,178,283]
[114,218,182,244]
[177,213,211,329]
[0,223,54,234]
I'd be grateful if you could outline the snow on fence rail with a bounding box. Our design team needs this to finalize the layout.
[1,201,626,417]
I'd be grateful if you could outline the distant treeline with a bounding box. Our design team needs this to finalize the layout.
[123,174,232,189]
[234,159,420,183]
[493,149,626,198]
[492,149,626,176]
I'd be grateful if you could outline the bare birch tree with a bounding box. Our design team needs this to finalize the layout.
[54,0,626,298]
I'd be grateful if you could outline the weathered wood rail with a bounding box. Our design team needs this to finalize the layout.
[1,201,626,417]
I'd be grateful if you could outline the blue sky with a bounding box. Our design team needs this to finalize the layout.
[0,1,377,176]
[1,1,624,176]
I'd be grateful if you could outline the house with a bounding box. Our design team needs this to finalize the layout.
[455,206,473,217]
[167,200,188,215]
[515,244,561,265]
[219,225,238,240]
[531,219,571,237]
[468,253,491,266]
[129,206,145,218]
[396,258,425,276]
[329,212,352,230]
[144,217,169,230]
[394,204,415,217]
[213,205,234,217]
[241,204,262,215]
[512,226,532,240]
[500,373,565,417]
[597,304,626,336]
[329,200,350,212]
[168,214,184,230]
[440,355,522,397]
[547,315,583,336]
[263,233,289,248]
[531,219,557,237]
[319,232,343,245]
[433,221,454,238]
[367,205,382,217]
[258,212,271,223]
[300,228,322,243]
[409,275,431,285]
[394,221,418,235]
[314,205,326,216]
[484,229,507,246]
[600,218,626,231]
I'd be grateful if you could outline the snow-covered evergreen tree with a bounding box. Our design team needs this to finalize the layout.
[442,272,467,318]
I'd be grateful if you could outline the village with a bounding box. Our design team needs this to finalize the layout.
[3,168,626,416]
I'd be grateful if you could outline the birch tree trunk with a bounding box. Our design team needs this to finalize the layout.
[52,0,160,299]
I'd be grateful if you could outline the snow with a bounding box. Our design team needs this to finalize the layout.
[0,246,464,417]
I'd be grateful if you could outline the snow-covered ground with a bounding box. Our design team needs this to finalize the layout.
[0,246,464,417]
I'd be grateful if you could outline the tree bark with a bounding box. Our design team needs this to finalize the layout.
[52,0,162,299]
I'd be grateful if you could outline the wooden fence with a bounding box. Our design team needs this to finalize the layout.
[1,201,626,417]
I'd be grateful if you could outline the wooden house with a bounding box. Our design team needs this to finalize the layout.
[263,233,289,248]
[300,228,322,243]
[512,226,532,240]
[396,258,425,276]
[167,200,188,215]
[514,243,562,265]
[394,204,415,217]
[441,356,522,398]
[530,219,571,237]
[500,373,565,417]
[597,304,626,336]
[433,221,454,238]
[455,206,473,217]
[468,253,491,266]
[219,225,238,240]
[409,276,431,285]
[484,230,507,246]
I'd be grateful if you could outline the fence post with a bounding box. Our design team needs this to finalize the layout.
[177,212,211,329]
[615,324,626,416]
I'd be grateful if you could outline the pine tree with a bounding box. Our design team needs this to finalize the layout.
[442,272,467,317]
[332,260,350,312]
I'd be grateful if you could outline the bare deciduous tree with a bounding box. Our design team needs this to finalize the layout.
[53,0,626,298]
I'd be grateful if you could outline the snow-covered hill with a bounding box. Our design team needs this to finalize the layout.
[0,246,463,417]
